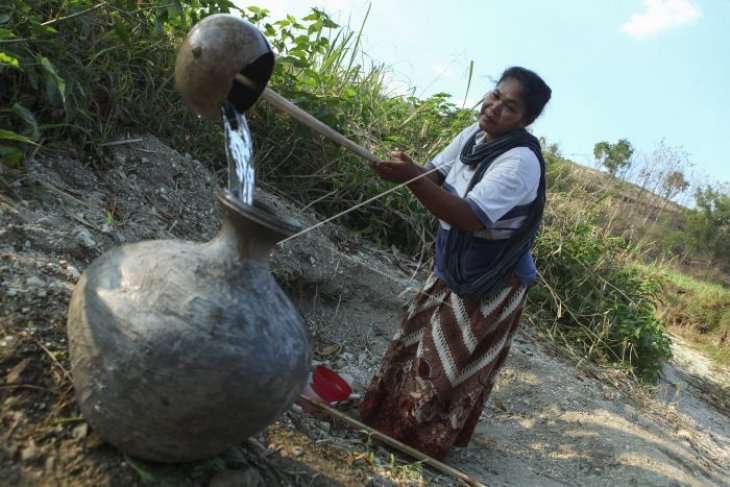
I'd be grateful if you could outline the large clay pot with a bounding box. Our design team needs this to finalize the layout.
[67,191,311,462]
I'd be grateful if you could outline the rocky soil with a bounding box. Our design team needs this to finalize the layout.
[1,135,729,486]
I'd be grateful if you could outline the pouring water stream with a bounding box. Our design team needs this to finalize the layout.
[222,100,255,205]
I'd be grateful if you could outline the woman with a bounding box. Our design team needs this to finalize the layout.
[361,66,552,460]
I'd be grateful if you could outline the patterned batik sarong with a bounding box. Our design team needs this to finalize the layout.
[360,272,528,460]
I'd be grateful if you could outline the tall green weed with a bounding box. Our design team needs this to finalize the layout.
[0,0,232,171]
[530,191,672,382]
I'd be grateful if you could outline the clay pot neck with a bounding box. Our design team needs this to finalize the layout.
[212,190,301,262]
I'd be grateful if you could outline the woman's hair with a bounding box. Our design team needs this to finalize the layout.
[498,66,551,125]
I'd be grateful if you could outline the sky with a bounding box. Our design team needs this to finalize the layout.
[236,0,730,188]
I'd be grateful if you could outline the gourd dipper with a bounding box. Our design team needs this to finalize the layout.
[175,13,380,165]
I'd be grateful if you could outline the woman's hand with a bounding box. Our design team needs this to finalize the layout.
[374,151,424,184]
[374,151,483,231]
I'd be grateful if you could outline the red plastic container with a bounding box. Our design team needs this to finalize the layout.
[310,365,352,402]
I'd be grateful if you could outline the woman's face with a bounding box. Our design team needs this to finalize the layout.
[479,77,528,140]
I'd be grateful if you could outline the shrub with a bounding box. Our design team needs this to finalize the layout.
[531,210,672,382]
[0,0,232,170]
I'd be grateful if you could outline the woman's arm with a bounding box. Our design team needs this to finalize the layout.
[374,152,482,231]
[408,176,483,230]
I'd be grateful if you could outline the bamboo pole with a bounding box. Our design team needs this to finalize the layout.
[234,73,380,166]
[298,395,490,487]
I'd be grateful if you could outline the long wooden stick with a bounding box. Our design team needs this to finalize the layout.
[298,395,489,487]
[234,74,380,166]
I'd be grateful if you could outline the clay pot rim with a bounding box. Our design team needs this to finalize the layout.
[219,189,302,237]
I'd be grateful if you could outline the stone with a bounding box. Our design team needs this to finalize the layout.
[20,440,42,462]
[72,423,89,440]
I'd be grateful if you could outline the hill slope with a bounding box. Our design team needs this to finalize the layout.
[1,136,728,486]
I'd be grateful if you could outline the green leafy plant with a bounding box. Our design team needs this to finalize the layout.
[0,0,235,172]
[531,211,672,382]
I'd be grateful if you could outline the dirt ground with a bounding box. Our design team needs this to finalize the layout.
[1,135,729,486]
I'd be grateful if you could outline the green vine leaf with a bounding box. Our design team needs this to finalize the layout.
[0,145,23,166]
[0,51,21,70]
[0,129,37,144]
[38,55,66,106]
[12,103,39,139]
